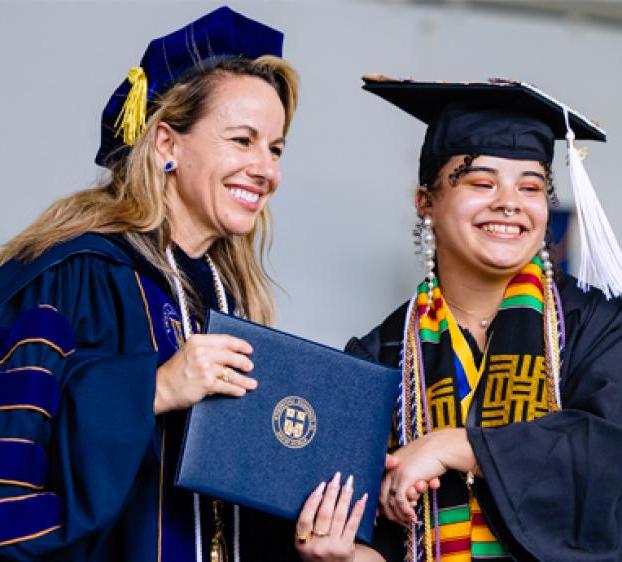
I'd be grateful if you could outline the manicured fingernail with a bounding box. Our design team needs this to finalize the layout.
[330,471,341,486]
[314,481,326,495]
[361,493,368,504]
[344,474,354,490]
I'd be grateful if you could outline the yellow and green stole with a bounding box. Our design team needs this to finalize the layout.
[398,257,563,561]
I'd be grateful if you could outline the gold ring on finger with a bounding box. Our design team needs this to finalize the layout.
[296,531,311,544]
[217,367,231,383]
[311,529,329,538]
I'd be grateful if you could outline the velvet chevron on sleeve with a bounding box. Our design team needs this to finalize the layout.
[0,233,303,562]
[0,236,160,561]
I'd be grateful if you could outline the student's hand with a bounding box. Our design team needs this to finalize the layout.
[380,454,441,522]
[381,429,477,526]
[154,333,257,414]
[295,473,368,562]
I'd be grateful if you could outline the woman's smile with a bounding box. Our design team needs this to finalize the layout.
[476,221,527,239]
[226,183,264,210]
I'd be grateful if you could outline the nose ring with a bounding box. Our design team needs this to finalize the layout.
[503,206,517,217]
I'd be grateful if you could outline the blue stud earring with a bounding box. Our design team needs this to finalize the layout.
[163,160,177,173]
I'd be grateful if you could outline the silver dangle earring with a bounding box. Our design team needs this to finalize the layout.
[539,240,553,282]
[163,160,177,173]
[422,215,436,310]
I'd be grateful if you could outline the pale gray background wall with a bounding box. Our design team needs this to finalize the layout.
[2,1,621,347]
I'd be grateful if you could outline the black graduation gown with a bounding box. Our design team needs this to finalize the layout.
[347,274,622,562]
[0,233,298,561]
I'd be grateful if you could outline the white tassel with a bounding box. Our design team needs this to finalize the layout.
[564,109,622,298]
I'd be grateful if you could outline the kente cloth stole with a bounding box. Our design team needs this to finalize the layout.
[399,257,563,562]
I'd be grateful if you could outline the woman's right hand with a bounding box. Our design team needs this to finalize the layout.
[295,472,369,562]
[153,333,257,414]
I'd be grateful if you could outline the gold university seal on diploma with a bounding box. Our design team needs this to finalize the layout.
[272,396,317,449]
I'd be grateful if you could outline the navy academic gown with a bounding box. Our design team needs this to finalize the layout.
[0,233,298,562]
[348,274,622,562]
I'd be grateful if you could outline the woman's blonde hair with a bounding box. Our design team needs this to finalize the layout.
[0,55,298,325]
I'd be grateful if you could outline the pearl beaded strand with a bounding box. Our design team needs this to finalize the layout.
[422,215,437,311]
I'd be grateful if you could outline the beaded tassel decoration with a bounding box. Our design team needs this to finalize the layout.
[401,214,437,560]
[421,216,436,312]
[540,244,563,411]
[418,216,435,558]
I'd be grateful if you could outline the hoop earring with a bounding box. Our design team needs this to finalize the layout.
[163,160,177,173]
[422,215,436,310]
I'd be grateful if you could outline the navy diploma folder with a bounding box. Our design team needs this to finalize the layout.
[175,311,400,544]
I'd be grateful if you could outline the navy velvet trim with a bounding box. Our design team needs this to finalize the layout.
[138,273,181,365]
[137,274,197,561]
[0,492,61,546]
[0,370,61,418]
[0,306,76,363]
[0,440,48,489]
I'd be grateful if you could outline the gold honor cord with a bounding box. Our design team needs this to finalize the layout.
[543,278,561,413]
[210,500,228,562]
[404,311,434,561]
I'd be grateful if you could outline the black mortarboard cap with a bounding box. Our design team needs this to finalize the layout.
[363,76,622,299]
[362,77,606,186]
[96,6,284,167]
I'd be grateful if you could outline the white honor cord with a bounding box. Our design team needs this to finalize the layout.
[401,295,418,562]
[233,504,240,562]
[400,294,417,448]
[166,246,241,562]
[203,255,241,562]
[165,247,203,562]
[165,246,193,340]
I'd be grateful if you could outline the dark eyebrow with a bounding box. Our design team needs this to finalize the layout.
[461,166,545,181]
[461,166,498,175]
[521,171,546,181]
[225,125,286,146]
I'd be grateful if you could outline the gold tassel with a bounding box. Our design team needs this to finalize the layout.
[209,535,227,562]
[209,500,228,562]
[114,66,148,146]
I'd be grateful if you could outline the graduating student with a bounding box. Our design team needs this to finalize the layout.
[0,6,303,561]
[296,79,622,561]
